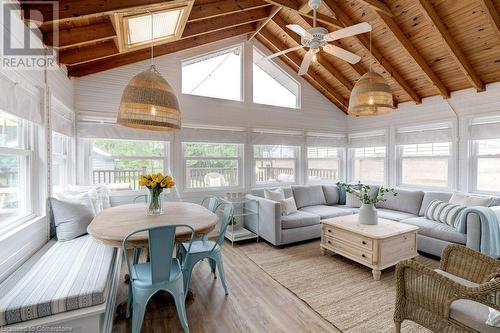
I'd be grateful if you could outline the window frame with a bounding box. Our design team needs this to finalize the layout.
[306,146,344,184]
[181,142,244,192]
[396,142,453,190]
[349,146,387,185]
[89,138,170,191]
[470,139,500,195]
[252,144,300,187]
[51,131,72,193]
[181,44,244,102]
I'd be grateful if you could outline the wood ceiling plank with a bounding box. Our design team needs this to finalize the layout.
[249,6,282,41]
[351,0,393,17]
[264,0,342,28]
[323,0,421,104]
[188,0,270,21]
[44,21,116,48]
[272,14,354,91]
[59,40,119,65]
[183,6,270,38]
[258,28,348,112]
[377,11,449,98]
[479,0,500,42]
[67,23,257,77]
[415,0,485,92]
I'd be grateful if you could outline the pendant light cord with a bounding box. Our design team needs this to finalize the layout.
[369,29,372,73]
[150,10,154,68]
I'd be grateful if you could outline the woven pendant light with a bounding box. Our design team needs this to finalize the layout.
[348,29,394,116]
[117,65,181,131]
[348,71,394,116]
[117,11,181,131]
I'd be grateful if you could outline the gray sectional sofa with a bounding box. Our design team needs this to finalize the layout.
[244,185,500,257]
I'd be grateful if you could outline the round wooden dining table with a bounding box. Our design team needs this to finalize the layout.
[87,202,219,248]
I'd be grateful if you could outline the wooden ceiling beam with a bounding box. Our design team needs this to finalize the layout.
[263,0,342,28]
[67,23,257,77]
[258,28,348,112]
[351,0,393,17]
[59,40,119,65]
[188,0,270,21]
[183,6,270,38]
[479,0,500,43]
[44,21,116,49]
[415,0,484,92]
[272,14,353,91]
[248,6,282,41]
[377,12,449,98]
[323,0,421,104]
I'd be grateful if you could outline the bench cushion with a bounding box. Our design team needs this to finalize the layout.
[0,235,115,326]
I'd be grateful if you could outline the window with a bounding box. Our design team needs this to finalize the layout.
[351,146,386,184]
[253,48,300,108]
[307,147,341,183]
[182,46,242,101]
[52,132,70,193]
[0,110,33,225]
[254,145,299,185]
[473,139,500,193]
[398,142,450,188]
[91,139,168,190]
[183,143,242,189]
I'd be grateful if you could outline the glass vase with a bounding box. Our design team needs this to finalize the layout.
[147,188,164,216]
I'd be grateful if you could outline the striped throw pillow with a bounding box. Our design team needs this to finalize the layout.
[424,199,466,228]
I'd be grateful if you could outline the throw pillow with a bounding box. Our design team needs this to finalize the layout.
[424,199,466,228]
[49,197,96,242]
[345,192,362,208]
[337,184,347,205]
[56,191,98,216]
[449,192,493,207]
[280,197,298,216]
[487,275,500,327]
[264,188,285,202]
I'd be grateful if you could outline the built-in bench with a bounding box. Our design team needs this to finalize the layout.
[0,235,121,333]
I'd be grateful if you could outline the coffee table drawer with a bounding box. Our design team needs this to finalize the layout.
[331,228,373,251]
[327,237,373,265]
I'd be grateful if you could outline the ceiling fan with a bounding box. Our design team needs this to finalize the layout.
[266,0,372,76]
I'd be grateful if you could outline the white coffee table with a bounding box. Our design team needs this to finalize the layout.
[321,214,419,280]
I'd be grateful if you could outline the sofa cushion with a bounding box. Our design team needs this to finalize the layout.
[280,197,298,216]
[291,185,327,209]
[281,211,321,229]
[0,235,115,326]
[377,188,424,215]
[299,205,354,219]
[400,217,466,244]
[322,185,340,205]
[251,187,292,199]
[450,192,494,207]
[419,191,453,216]
[376,209,417,221]
[264,188,285,202]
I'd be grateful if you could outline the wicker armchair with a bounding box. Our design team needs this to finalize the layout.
[394,244,500,332]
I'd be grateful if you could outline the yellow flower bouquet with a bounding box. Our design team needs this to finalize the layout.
[139,173,176,215]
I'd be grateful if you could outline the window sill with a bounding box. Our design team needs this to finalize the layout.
[0,214,45,243]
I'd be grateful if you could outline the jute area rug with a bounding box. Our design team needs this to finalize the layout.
[240,240,438,333]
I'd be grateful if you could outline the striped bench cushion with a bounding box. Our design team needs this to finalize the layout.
[0,235,115,326]
[424,199,466,228]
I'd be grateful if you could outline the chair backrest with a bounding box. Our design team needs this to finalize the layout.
[204,173,226,187]
[214,202,234,248]
[133,194,148,203]
[201,196,220,213]
[123,224,194,284]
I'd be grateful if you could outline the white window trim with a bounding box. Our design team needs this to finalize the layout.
[305,146,344,184]
[181,142,244,192]
[395,143,453,190]
[470,139,500,195]
[252,145,300,187]
[348,146,387,185]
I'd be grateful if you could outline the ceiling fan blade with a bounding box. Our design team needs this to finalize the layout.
[323,44,361,64]
[298,50,315,76]
[287,24,313,39]
[324,22,372,42]
[265,45,304,60]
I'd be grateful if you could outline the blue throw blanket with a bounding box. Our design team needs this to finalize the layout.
[457,207,500,258]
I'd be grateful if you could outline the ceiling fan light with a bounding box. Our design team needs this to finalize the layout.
[117,65,181,131]
[348,71,394,116]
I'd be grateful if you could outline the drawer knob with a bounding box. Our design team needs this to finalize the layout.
[362,241,367,245]
[327,240,331,244]
[328,229,332,233]
[361,254,366,258]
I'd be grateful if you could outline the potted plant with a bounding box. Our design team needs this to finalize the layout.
[139,173,176,216]
[337,182,397,225]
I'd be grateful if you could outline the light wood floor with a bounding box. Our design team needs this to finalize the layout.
[112,241,340,333]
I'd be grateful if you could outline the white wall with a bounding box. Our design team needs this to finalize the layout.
[347,82,500,193]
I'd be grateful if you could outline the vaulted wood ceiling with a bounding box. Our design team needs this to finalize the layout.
[21,0,500,113]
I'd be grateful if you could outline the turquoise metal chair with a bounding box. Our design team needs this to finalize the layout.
[201,196,220,213]
[178,202,234,297]
[123,225,194,333]
[133,194,148,203]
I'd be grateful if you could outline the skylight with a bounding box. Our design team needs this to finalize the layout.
[127,9,183,46]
